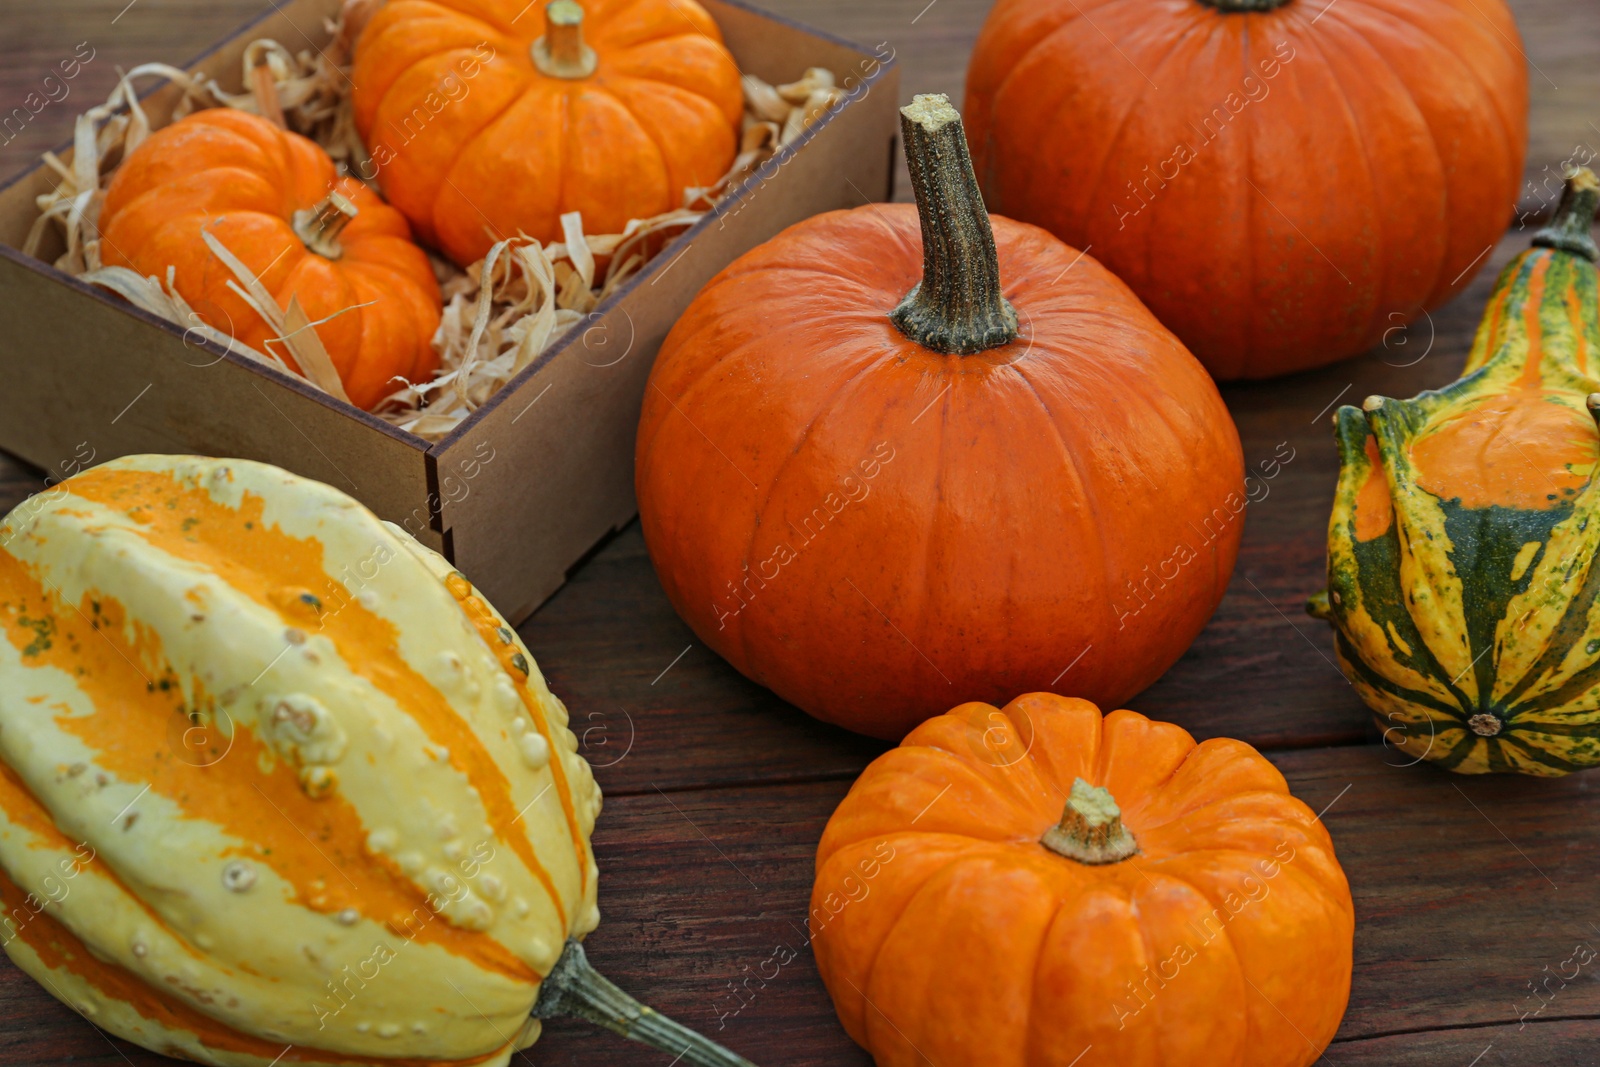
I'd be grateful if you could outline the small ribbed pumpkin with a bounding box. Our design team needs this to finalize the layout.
[811,694,1354,1066]
[351,0,743,266]
[0,456,753,1066]
[636,95,1244,740]
[100,109,442,410]
[964,0,1528,380]
[1310,170,1600,776]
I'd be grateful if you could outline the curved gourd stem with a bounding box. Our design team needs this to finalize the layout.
[291,192,358,260]
[1040,778,1140,864]
[532,940,759,1066]
[1195,0,1293,10]
[1532,167,1600,262]
[889,94,1019,355]
[532,0,598,79]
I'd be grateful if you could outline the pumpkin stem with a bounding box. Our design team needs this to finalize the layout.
[533,0,599,79]
[1040,778,1139,865]
[291,192,359,260]
[889,94,1019,355]
[1532,167,1600,262]
[1194,0,1293,10]
[532,939,760,1066]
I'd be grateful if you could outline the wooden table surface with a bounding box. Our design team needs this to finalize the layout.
[3,0,1600,1064]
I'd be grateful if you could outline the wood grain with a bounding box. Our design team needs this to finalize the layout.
[0,0,1597,1063]
[18,750,1598,1066]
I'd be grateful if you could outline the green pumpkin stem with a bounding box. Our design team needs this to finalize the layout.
[1040,778,1140,864]
[1532,168,1600,262]
[532,940,759,1066]
[533,0,598,79]
[890,94,1019,355]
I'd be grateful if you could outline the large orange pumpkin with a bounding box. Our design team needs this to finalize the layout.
[965,0,1529,380]
[100,109,442,410]
[351,0,743,266]
[812,694,1355,1066]
[636,96,1245,740]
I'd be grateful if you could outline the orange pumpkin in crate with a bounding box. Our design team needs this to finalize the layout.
[812,694,1354,1066]
[965,0,1528,379]
[100,108,442,410]
[636,96,1245,740]
[351,0,743,266]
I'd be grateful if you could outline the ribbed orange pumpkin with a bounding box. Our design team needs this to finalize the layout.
[812,694,1355,1066]
[636,96,1244,740]
[100,109,442,410]
[965,0,1529,380]
[350,0,743,266]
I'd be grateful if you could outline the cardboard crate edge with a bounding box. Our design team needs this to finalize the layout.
[0,0,903,623]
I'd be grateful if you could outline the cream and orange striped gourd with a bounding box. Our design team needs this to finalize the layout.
[0,455,601,1066]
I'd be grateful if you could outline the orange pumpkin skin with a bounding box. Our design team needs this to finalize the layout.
[350,0,743,266]
[964,0,1529,380]
[100,109,442,410]
[636,205,1245,740]
[812,694,1354,1067]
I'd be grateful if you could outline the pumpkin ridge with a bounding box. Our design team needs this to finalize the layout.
[0,760,215,967]
[1294,24,1399,355]
[0,554,542,983]
[593,74,693,207]
[1342,0,1523,308]
[107,169,288,229]
[1019,889,1069,1067]
[854,847,1017,1057]
[982,0,1168,171]
[725,354,892,672]
[0,860,514,1067]
[1350,0,1524,76]
[57,469,576,933]
[1123,789,1307,840]
[431,0,530,38]
[1428,724,1483,771]
[819,843,987,1046]
[1320,5,1454,306]
[634,252,904,458]
[1492,512,1600,714]
[1237,19,1266,369]
[441,572,590,898]
[1496,733,1582,774]
[1332,628,1466,718]
[904,371,951,701]
[1006,364,1119,643]
[1362,403,1481,702]
[421,80,551,245]
[1072,11,1215,253]
[1142,856,1330,1051]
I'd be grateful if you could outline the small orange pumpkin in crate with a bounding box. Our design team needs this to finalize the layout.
[812,693,1354,1066]
[351,0,744,265]
[99,108,442,410]
[636,95,1245,740]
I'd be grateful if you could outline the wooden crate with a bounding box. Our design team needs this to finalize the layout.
[0,0,901,622]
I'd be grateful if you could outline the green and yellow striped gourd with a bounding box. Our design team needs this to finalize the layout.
[0,456,753,1066]
[1310,169,1600,776]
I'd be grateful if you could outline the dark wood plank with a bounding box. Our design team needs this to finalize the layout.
[10,745,1600,1065]
[0,0,1597,1063]
[0,0,293,168]
[1334,1020,1600,1066]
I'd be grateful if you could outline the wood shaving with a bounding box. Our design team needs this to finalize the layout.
[25,0,842,441]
